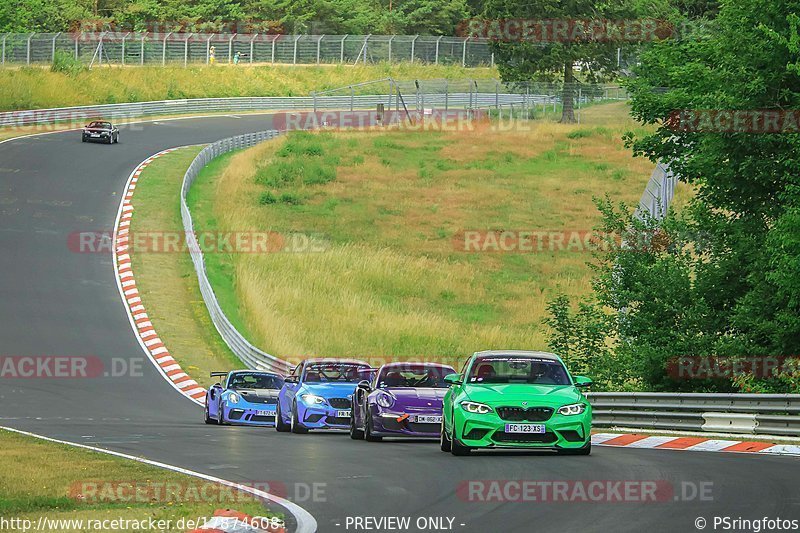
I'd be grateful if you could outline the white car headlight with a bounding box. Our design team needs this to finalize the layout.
[301,394,326,405]
[557,403,587,416]
[461,401,492,414]
[228,392,241,404]
[376,393,394,408]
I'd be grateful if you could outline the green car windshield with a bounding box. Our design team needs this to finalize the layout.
[467,356,571,385]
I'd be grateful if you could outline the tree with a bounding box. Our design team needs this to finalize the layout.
[550,0,800,392]
[481,0,655,122]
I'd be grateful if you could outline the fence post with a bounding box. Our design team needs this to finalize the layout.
[293,34,300,64]
[410,35,418,63]
[27,33,34,65]
[1,34,6,66]
[350,86,354,112]
[435,35,442,64]
[162,32,171,66]
[206,34,214,64]
[340,34,347,62]
[141,33,146,65]
[388,35,395,62]
[75,33,79,60]
[490,52,494,67]
[228,33,236,63]
[251,33,257,63]
[51,32,60,63]
[272,34,279,64]
[495,80,499,108]
[122,33,128,65]
[462,36,470,67]
[184,33,191,67]
[316,34,324,64]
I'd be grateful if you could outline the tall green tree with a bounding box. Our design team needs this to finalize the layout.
[549,0,800,392]
[481,0,656,122]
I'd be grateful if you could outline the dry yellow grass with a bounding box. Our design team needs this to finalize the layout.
[187,101,658,366]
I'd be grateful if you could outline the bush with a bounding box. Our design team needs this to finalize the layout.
[51,50,85,76]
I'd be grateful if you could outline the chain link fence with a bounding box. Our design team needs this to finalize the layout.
[0,33,497,67]
[0,32,638,68]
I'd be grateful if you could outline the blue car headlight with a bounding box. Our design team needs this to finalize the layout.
[301,394,326,405]
[461,401,492,414]
[557,403,587,416]
[228,392,241,404]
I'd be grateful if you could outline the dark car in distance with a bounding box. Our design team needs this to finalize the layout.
[82,121,120,144]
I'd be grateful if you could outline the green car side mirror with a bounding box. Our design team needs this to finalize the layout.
[443,373,463,385]
[574,375,593,388]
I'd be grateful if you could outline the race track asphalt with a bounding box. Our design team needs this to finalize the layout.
[0,116,798,533]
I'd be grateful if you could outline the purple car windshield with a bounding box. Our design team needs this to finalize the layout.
[468,357,571,385]
[377,365,454,389]
[304,363,368,383]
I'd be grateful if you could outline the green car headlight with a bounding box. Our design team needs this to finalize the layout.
[558,403,587,416]
[461,401,493,414]
[228,392,241,404]
[301,394,326,405]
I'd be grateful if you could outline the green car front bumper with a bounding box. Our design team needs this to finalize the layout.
[452,407,591,449]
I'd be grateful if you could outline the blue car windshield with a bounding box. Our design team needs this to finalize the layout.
[468,357,571,385]
[304,363,368,383]
[377,364,455,388]
[228,373,284,390]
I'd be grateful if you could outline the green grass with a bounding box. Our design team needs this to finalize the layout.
[0,430,278,532]
[130,147,246,387]
[0,63,495,111]
[186,101,662,367]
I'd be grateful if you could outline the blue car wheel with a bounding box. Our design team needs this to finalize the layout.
[290,401,308,434]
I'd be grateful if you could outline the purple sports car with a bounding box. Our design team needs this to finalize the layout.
[350,362,456,441]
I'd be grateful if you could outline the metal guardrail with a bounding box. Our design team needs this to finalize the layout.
[636,161,677,220]
[180,129,293,375]
[0,93,541,128]
[589,392,800,437]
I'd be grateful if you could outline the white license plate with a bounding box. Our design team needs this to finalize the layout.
[336,410,351,418]
[90,133,100,137]
[256,409,275,416]
[415,415,443,424]
[505,423,546,434]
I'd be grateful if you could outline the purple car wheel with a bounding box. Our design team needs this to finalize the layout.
[364,411,382,442]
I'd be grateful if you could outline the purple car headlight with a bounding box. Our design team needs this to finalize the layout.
[376,392,394,408]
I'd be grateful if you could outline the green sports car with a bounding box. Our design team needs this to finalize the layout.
[441,350,592,456]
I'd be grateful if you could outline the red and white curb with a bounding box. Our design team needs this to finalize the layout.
[113,148,207,404]
[188,509,285,533]
[593,432,800,456]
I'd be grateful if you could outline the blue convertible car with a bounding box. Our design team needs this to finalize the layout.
[205,370,285,426]
[276,358,371,433]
